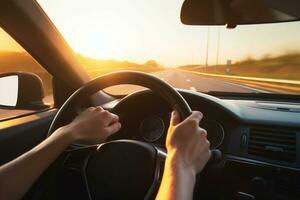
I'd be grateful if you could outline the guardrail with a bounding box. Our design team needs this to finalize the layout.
[181,70,300,85]
[181,69,300,93]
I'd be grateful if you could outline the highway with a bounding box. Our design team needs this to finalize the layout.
[105,69,272,95]
[154,69,269,93]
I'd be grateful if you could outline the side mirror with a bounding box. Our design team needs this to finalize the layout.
[0,72,50,109]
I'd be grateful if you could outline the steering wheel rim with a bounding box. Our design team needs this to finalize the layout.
[46,71,194,199]
[46,71,221,199]
[47,70,192,137]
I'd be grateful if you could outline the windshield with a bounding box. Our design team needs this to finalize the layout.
[38,0,300,95]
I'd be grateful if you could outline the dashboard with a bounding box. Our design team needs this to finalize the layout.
[102,89,300,200]
[106,91,227,150]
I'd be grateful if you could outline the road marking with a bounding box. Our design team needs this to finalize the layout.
[182,70,271,93]
[182,69,300,85]
[190,87,197,92]
[227,82,271,93]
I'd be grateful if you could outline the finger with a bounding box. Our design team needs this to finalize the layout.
[86,107,96,112]
[94,106,104,111]
[107,112,119,124]
[170,110,181,126]
[184,111,203,124]
[201,148,211,164]
[100,111,119,125]
[199,128,207,138]
[206,139,211,149]
[207,149,212,163]
[105,122,122,136]
[78,107,96,116]
[89,107,95,110]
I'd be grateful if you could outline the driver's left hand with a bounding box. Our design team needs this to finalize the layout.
[60,106,121,144]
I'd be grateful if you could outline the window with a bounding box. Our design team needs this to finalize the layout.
[38,0,300,96]
[0,28,53,120]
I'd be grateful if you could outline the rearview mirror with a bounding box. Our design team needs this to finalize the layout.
[0,72,49,109]
[181,0,300,28]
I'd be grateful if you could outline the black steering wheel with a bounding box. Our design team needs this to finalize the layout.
[47,71,220,199]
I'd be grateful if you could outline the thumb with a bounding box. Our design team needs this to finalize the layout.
[170,110,180,126]
[105,122,121,136]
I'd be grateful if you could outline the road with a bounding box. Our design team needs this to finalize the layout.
[105,69,270,95]
[154,69,269,93]
[0,69,271,120]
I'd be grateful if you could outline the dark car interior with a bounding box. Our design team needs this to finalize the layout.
[0,0,300,200]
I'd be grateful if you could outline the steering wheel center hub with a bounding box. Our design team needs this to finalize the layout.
[86,140,159,199]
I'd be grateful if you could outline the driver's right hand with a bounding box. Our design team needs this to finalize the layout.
[166,110,211,175]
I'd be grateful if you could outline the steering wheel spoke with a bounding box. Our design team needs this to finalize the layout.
[63,145,97,172]
[73,140,166,200]
[144,145,167,200]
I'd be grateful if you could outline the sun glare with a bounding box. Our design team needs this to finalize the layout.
[0,28,23,52]
[1,0,300,67]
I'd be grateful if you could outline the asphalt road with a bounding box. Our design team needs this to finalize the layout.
[0,69,269,120]
[154,69,269,93]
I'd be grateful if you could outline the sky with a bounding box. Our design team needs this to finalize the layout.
[1,0,300,67]
[0,28,23,52]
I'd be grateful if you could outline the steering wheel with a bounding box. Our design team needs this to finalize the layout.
[47,71,220,199]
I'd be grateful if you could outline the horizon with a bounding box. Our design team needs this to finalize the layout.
[1,50,300,69]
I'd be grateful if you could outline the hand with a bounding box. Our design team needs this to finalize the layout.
[0,107,120,200]
[166,110,211,175]
[60,106,121,144]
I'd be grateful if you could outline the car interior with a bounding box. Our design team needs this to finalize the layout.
[0,0,300,200]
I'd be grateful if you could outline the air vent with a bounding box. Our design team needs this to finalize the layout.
[248,128,297,162]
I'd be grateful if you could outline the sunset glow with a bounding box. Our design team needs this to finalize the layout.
[0,29,23,52]
[1,0,300,67]
[36,0,300,67]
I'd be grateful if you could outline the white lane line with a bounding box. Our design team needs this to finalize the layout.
[227,82,271,93]
[190,86,197,92]
[186,79,191,82]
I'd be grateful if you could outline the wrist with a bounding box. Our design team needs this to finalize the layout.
[52,125,77,145]
[165,150,197,180]
[160,150,196,200]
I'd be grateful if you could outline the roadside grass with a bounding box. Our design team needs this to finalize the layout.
[180,53,300,81]
[0,51,164,96]
[76,54,164,78]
